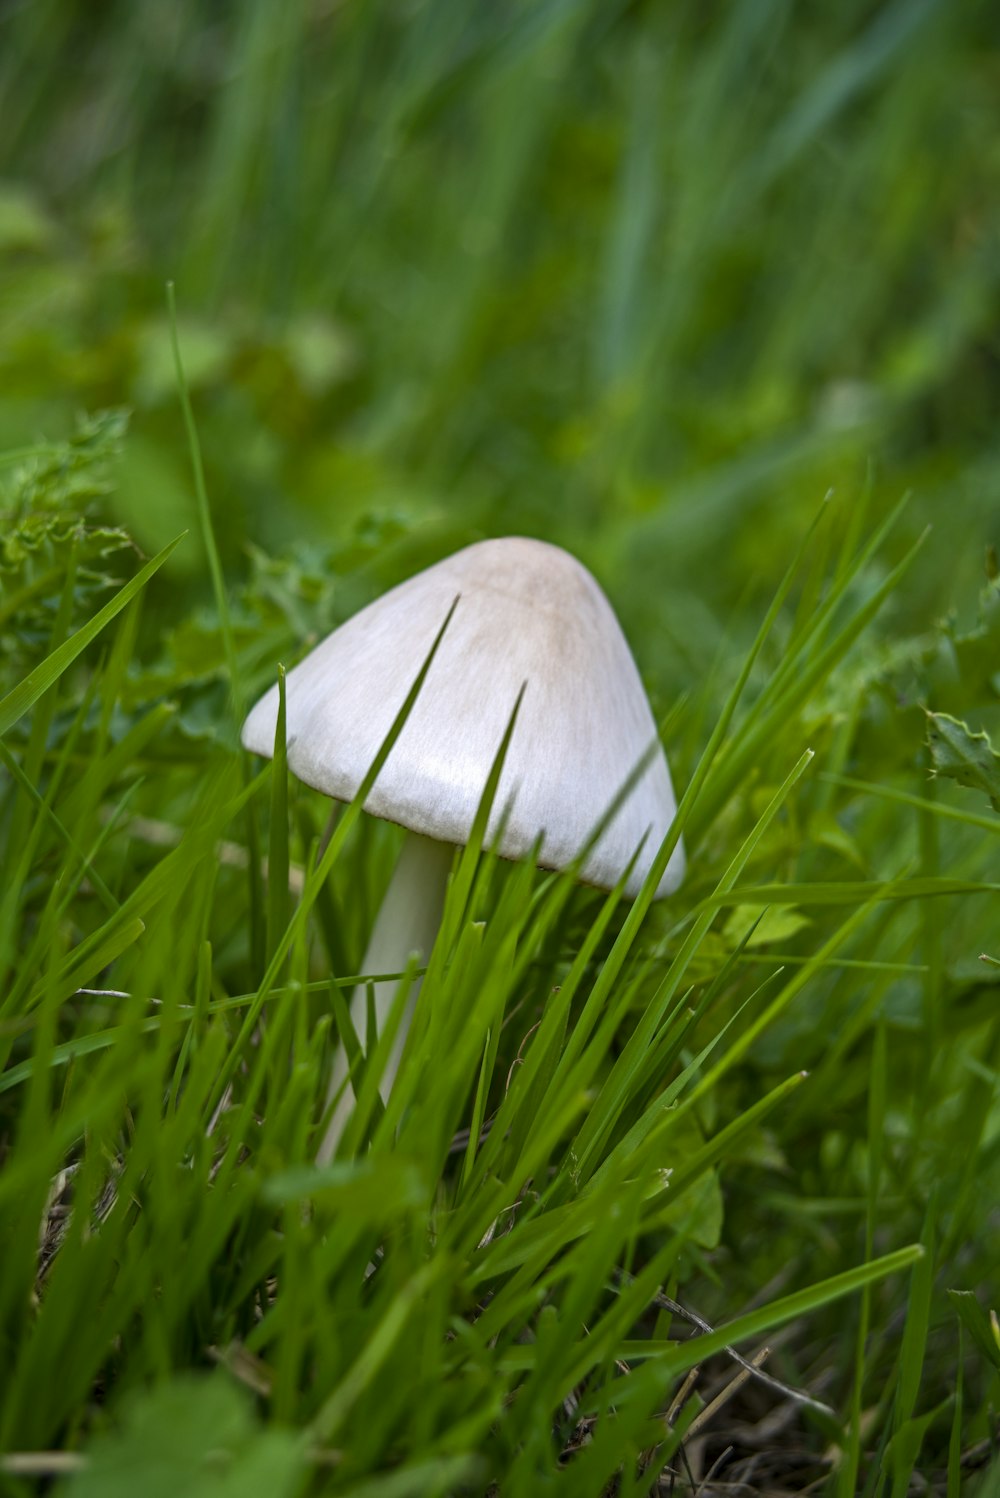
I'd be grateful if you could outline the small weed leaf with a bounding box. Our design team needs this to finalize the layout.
[58,1375,305,1498]
[721,903,811,949]
[926,711,1000,812]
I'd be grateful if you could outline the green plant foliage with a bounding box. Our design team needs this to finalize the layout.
[948,1292,1000,1377]
[58,1377,305,1498]
[0,434,996,1493]
[0,411,136,674]
[927,713,1000,812]
[1,1,999,1490]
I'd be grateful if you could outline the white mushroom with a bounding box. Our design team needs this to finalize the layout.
[242,536,684,1158]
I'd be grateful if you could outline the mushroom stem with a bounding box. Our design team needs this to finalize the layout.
[317,830,453,1162]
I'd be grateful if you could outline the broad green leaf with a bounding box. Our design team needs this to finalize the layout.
[59,1376,304,1498]
[722,903,811,948]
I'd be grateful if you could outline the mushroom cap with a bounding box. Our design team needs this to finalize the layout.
[242,536,684,898]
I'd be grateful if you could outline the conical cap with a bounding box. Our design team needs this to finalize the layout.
[242,536,684,897]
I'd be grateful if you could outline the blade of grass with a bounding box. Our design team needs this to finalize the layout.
[266,666,290,965]
[0,537,182,739]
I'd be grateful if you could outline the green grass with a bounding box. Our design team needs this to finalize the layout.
[1,1,999,1493]
[1,428,997,1495]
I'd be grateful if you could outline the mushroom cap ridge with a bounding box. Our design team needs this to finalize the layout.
[242,536,684,898]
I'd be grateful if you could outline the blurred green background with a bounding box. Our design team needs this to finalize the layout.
[1,0,998,686]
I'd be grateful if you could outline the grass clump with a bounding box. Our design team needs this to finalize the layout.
[0,420,997,1495]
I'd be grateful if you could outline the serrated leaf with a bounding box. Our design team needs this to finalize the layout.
[0,516,133,576]
[926,712,1000,812]
[2,410,129,517]
[0,414,138,680]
